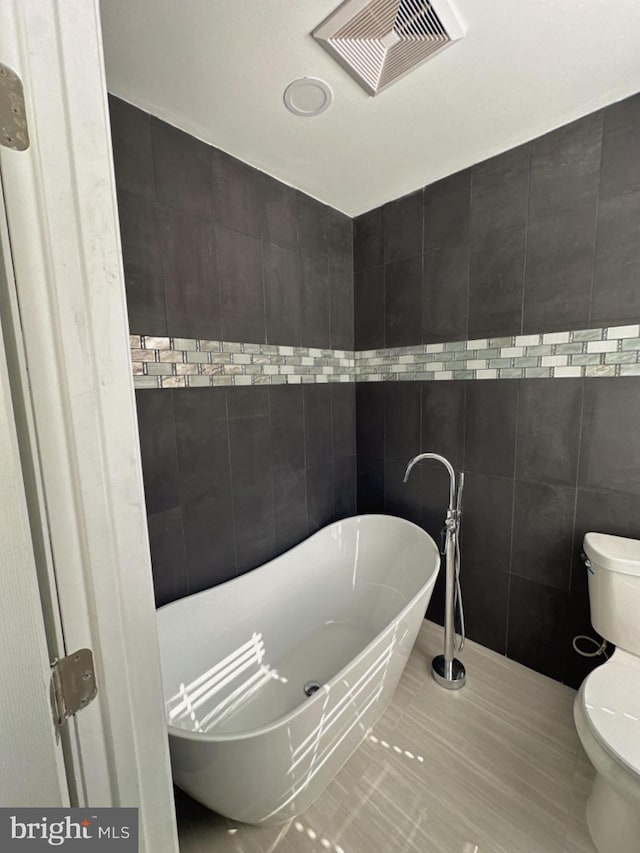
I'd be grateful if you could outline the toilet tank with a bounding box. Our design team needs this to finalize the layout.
[583,532,640,656]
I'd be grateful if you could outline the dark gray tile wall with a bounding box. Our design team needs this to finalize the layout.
[110,96,355,606]
[354,92,640,347]
[137,384,356,606]
[354,91,640,687]
[109,95,354,350]
[356,378,640,687]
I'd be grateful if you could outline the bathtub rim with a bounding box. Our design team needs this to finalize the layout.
[158,513,440,743]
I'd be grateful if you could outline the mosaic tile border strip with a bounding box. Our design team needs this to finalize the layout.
[131,324,640,388]
[355,324,640,381]
[130,335,355,389]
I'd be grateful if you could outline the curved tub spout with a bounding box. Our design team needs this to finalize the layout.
[403,452,456,505]
[404,453,466,690]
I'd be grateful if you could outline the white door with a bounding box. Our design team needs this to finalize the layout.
[0,233,69,807]
[0,2,179,850]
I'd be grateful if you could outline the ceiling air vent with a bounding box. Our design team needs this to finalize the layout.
[313,0,465,96]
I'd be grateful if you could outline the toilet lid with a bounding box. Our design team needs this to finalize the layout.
[582,660,640,777]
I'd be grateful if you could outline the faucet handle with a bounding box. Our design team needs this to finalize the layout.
[455,471,465,515]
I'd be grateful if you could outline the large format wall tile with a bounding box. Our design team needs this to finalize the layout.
[334,456,357,520]
[384,382,421,462]
[357,456,384,514]
[579,377,640,495]
[507,576,568,682]
[384,254,422,347]
[159,206,220,341]
[599,93,640,202]
[511,480,575,590]
[173,389,230,506]
[461,472,513,576]
[423,170,470,252]
[354,207,383,272]
[354,266,384,350]
[263,241,301,346]
[383,190,423,263]
[523,209,595,333]
[384,457,423,527]
[217,226,265,343]
[592,189,640,327]
[109,95,155,201]
[183,494,236,594]
[420,381,465,470]
[470,145,531,243]
[468,226,526,339]
[332,384,357,460]
[515,379,583,486]
[232,479,277,574]
[270,385,305,476]
[273,469,307,552]
[527,113,602,220]
[355,383,384,459]
[304,384,333,468]
[300,255,331,349]
[212,150,262,239]
[148,508,187,607]
[117,191,166,334]
[464,380,518,478]
[307,463,334,534]
[328,208,354,351]
[151,117,213,221]
[423,245,468,343]
[260,174,298,249]
[135,390,179,513]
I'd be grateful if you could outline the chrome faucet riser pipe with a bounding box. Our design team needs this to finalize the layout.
[443,526,455,672]
[404,452,466,690]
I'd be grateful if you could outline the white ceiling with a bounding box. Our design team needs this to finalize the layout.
[100,0,640,217]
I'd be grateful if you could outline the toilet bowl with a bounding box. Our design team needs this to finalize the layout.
[574,532,640,853]
[574,651,640,853]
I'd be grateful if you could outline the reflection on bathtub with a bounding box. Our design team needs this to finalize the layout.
[167,632,289,733]
[262,626,398,822]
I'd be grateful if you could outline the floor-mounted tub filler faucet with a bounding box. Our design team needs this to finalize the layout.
[403,453,466,690]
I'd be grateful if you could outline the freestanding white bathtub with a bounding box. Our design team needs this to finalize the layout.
[157,514,440,824]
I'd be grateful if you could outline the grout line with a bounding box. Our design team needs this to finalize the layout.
[504,381,520,656]
[223,389,240,578]
[520,142,533,335]
[465,170,472,342]
[586,113,606,329]
[567,378,588,601]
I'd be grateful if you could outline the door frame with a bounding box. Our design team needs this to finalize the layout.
[0,2,178,850]
[0,195,69,809]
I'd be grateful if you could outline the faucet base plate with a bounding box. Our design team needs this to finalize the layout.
[431,654,466,690]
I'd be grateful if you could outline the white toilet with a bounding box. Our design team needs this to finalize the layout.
[574,532,640,853]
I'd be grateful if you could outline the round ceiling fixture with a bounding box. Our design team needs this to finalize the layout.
[283,77,333,117]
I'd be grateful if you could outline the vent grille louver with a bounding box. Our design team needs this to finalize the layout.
[313,0,465,96]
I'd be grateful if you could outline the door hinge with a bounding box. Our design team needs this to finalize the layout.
[0,62,29,151]
[50,649,97,730]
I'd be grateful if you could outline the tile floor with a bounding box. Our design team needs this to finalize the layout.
[175,620,598,853]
